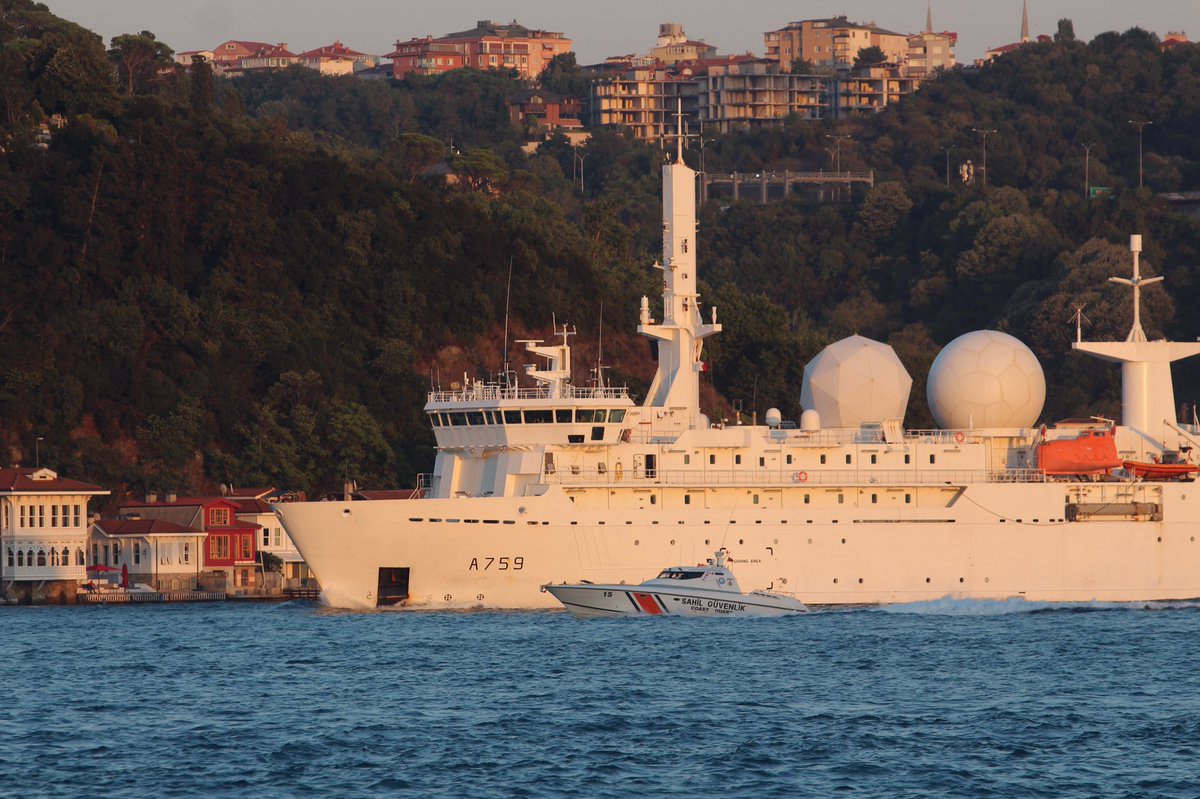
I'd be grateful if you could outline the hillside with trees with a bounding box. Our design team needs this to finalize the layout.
[1,0,1199,501]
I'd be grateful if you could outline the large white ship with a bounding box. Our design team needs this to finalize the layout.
[276,136,1200,611]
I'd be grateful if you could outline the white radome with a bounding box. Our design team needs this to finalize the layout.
[801,335,913,427]
[927,330,1046,429]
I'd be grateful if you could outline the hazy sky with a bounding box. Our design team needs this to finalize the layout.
[43,1,1199,65]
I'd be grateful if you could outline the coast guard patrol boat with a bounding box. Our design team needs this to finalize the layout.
[276,130,1200,611]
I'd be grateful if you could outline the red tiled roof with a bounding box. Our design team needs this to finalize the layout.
[299,41,368,59]
[94,518,200,536]
[234,498,275,513]
[0,468,106,494]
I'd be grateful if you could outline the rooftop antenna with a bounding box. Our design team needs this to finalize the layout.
[502,255,514,387]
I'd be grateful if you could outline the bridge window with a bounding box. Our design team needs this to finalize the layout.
[449,412,468,426]
[556,409,572,423]
[609,409,626,423]
[466,411,485,425]
[524,410,552,424]
[591,426,604,441]
[576,409,596,423]
[430,414,442,427]
[504,410,521,424]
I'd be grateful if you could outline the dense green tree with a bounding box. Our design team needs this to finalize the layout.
[854,46,887,67]
[108,31,173,95]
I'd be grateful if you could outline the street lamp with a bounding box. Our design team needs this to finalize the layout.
[576,152,588,193]
[940,145,953,188]
[825,133,850,173]
[1081,142,1096,197]
[972,128,997,188]
[1128,120,1152,190]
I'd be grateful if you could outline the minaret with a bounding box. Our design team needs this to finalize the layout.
[638,103,721,428]
[1073,235,1200,450]
[1020,0,1030,43]
[926,2,933,34]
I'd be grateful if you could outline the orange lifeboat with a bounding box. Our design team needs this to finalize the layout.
[1122,449,1200,480]
[1038,426,1122,476]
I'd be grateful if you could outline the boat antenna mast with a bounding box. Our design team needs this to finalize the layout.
[501,255,515,388]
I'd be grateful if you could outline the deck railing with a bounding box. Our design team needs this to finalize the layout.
[428,385,629,403]
[540,467,1047,487]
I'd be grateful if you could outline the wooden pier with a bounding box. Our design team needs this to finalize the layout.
[700,170,875,203]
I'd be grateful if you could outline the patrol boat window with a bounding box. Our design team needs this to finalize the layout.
[556,409,573,423]
[504,410,522,424]
[655,569,705,580]
[609,409,626,423]
[525,410,553,424]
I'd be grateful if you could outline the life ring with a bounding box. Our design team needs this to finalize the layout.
[792,471,808,483]
[955,431,965,443]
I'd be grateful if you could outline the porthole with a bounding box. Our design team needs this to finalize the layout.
[985,577,990,583]
[807,538,813,544]
[1157,536,1162,542]
[738,539,744,545]
[634,539,639,545]
[841,538,846,544]
[670,539,676,545]
[773,539,779,544]
[705,539,710,545]
[857,578,863,584]
[959,577,964,583]
[925,577,931,583]
[625,521,632,525]
[833,578,839,584]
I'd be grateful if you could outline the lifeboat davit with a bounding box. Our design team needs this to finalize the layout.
[1038,425,1121,476]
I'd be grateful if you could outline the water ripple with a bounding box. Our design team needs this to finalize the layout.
[2,600,1200,797]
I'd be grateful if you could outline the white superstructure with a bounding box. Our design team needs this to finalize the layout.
[276,142,1200,611]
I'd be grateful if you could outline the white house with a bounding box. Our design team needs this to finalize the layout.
[0,467,109,603]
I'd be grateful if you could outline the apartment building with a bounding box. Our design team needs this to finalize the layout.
[764,17,909,69]
[696,60,827,133]
[388,20,572,80]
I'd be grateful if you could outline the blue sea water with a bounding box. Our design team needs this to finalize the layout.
[2,600,1199,798]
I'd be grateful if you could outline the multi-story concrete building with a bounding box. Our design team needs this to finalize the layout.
[830,64,920,117]
[696,60,827,132]
[387,20,572,80]
[1,467,108,604]
[651,23,718,65]
[589,65,683,140]
[764,17,909,69]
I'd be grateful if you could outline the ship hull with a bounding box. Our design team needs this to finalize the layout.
[276,483,1200,611]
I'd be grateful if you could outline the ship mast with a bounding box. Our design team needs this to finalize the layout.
[1073,235,1200,448]
[638,101,721,428]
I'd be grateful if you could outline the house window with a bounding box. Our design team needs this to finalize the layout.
[62,505,69,526]
[38,505,44,527]
[273,529,281,548]
[5,547,11,566]
[76,548,84,566]
[240,569,250,587]
[92,543,98,565]
[37,549,46,566]
[210,507,230,526]
[241,536,252,560]
[74,505,81,526]
[19,505,24,528]
[262,529,270,548]
[183,543,191,564]
[50,548,58,566]
[51,505,58,527]
[16,550,23,567]
[211,536,229,559]
[133,543,141,565]
[3,504,7,529]
[61,547,69,565]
